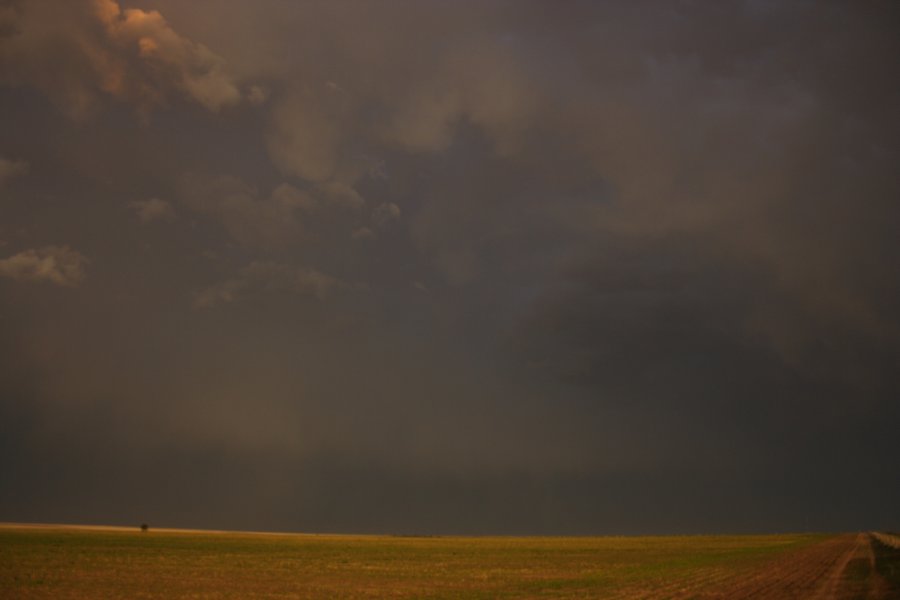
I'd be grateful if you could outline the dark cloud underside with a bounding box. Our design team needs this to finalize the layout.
[0,0,898,534]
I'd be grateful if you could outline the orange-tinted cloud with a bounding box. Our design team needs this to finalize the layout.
[0,0,244,118]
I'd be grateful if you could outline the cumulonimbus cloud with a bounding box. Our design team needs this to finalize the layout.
[0,246,88,286]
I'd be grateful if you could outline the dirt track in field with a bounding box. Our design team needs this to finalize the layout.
[594,533,899,600]
[689,533,896,600]
[604,533,897,599]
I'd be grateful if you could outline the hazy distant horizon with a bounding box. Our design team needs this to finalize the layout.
[0,522,875,539]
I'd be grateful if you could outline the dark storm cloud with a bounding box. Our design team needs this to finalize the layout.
[1,0,898,533]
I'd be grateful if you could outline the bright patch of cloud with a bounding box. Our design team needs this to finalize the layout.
[0,246,88,286]
[316,181,365,210]
[0,0,245,118]
[130,197,175,223]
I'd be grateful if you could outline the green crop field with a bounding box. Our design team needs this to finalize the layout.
[1,525,896,598]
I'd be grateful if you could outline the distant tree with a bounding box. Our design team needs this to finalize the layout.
[140,523,149,532]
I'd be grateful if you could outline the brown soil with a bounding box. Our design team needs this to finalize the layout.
[691,533,892,600]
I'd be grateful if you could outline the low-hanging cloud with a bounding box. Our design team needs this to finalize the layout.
[383,35,541,156]
[130,197,175,223]
[371,202,400,229]
[266,85,350,183]
[178,175,313,249]
[178,173,367,250]
[0,246,87,286]
[315,181,365,211]
[193,261,356,309]
[0,157,28,185]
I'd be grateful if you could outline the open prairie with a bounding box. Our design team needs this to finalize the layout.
[1,525,898,599]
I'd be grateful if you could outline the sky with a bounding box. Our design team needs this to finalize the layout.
[0,0,898,535]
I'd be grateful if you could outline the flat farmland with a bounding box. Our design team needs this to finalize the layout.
[1,525,898,599]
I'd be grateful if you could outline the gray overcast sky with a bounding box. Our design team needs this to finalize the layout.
[1,0,898,535]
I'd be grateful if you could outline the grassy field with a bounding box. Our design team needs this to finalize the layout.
[0,524,839,599]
